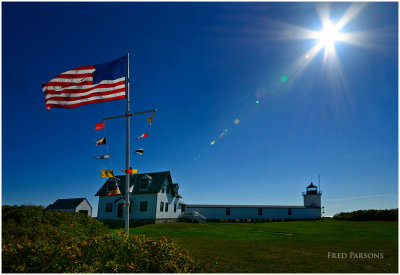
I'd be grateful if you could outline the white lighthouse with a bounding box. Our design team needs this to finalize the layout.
[303,182,322,208]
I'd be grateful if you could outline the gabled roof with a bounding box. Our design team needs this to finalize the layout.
[95,171,180,197]
[46,198,90,210]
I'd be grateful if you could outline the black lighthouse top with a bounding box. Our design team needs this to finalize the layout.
[306,182,318,195]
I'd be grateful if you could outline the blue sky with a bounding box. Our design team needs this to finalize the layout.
[2,2,398,217]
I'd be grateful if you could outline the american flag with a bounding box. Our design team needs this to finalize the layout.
[42,56,126,110]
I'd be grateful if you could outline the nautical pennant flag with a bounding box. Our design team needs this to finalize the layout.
[101,170,114,178]
[42,56,127,110]
[95,122,105,130]
[147,112,155,125]
[136,133,148,139]
[121,168,138,174]
[96,138,106,146]
[135,149,144,155]
[94,154,110,159]
[107,186,122,196]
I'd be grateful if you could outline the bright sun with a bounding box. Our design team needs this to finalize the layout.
[317,21,341,48]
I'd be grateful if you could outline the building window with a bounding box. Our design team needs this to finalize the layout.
[165,203,169,212]
[226,208,230,216]
[160,202,164,212]
[166,185,170,194]
[140,179,149,190]
[105,203,113,212]
[258,208,262,215]
[161,186,165,193]
[140,201,148,212]
[174,204,177,212]
[288,208,292,215]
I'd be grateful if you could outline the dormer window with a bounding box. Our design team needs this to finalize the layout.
[140,174,152,190]
[140,179,149,190]
[166,184,170,194]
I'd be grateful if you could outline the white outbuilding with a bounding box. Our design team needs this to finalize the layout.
[46,198,92,216]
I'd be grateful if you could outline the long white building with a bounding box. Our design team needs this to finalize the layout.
[184,183,322,221]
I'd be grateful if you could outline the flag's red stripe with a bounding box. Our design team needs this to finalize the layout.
[45,95,126,109]
[44,81,125,95]
[52,73,93,79]
[42,80,93,88]
[46,88,125,102]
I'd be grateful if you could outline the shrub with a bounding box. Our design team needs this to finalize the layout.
[2,205,199,273]
[333,209,398,221]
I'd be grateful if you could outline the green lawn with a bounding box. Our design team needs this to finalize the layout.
[115,220,398,273]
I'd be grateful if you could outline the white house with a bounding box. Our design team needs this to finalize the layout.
[184,183,322,221]
[95,171,184,223]
[46,198,92,216]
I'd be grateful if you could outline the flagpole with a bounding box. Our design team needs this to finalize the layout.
[125,52,130,234]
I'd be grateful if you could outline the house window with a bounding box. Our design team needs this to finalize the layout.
[140,179,149,190]
[160,202,164,212]
[166,185,170,194]
[174,204,177,212]
[288,208,292,215]
[105,203,113,212]
[226,208,230,216]
[140,201,148,212]
[165,203,169,212]
[258,208,262,215]
[161,186,165,193]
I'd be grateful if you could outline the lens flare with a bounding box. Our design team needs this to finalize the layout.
[305,54,310,59]
[234,119,240,124]
[280,75,288,82]
[256,100,260,104]
[210,140,216,146]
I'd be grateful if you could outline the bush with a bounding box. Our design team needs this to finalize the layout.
[333,209,398,221]
[2,205,199,273]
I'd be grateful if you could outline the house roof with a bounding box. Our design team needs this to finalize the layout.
[186,204,307,209]
[95,171,181,197]
[46,198,90,210]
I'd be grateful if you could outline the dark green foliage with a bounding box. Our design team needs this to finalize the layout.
[2,205,198,273]
[333,209,398,221]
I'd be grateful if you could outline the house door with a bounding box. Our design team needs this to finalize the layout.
[79,210,88,215]
[117,203,124,218]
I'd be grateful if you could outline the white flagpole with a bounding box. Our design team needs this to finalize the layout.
[125,52,130,234]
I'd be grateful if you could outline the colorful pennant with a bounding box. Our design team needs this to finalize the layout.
[136,133,149,139]
[147,112,155,126]
[96,137,106,146]
[94,154,110,159]
[121,168,138,174]
[101,170,114,178]
[95,122,105,130]
[107,186,122,196]
[135,149,144,156]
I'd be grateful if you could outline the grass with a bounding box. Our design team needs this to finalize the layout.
[112,219,398,273]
